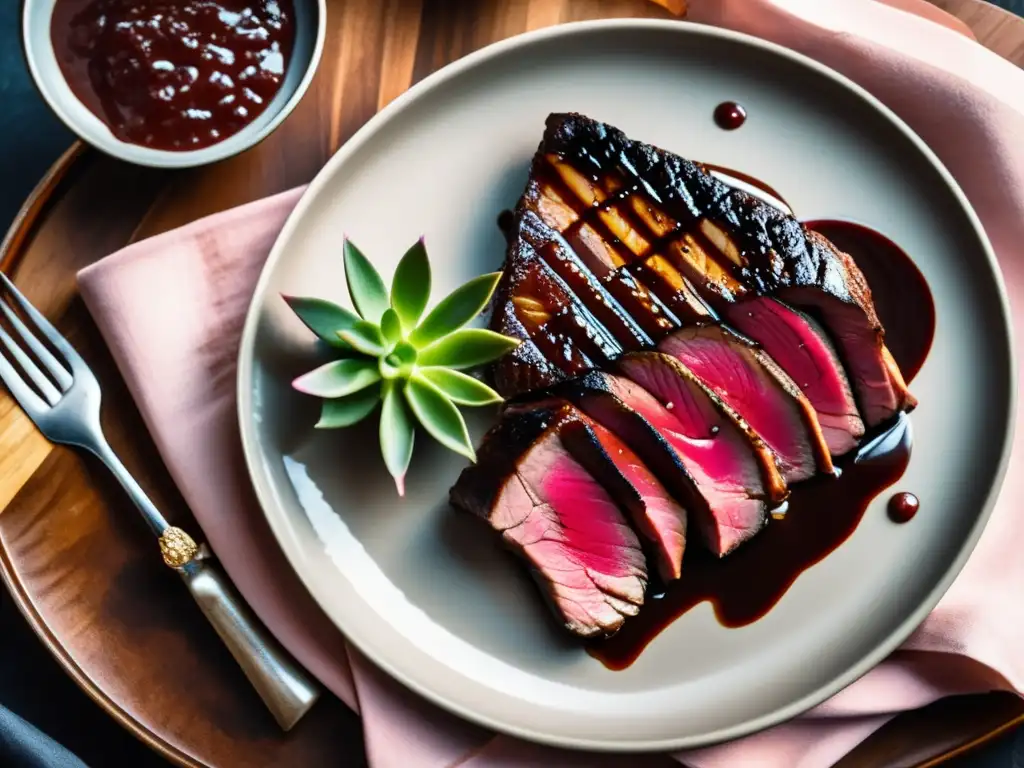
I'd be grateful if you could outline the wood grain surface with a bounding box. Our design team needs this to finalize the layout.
[0,1,1021,767]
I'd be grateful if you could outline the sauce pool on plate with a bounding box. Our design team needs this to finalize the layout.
[50,0,296,151]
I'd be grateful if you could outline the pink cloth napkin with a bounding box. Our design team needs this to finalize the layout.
[76,1,1024,766]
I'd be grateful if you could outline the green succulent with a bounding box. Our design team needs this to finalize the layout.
[285,237,520,495]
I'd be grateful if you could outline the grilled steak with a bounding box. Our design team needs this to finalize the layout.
[657,324,833,482]
[546,367,775,558]
[450,401,647,637]
[502,397,689,581]
[724,297,865,457]
[489,112,914,430]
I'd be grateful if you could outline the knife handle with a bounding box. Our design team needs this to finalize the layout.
[177,553,320,730]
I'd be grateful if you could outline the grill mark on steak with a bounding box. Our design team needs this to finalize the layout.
[489,112,914,430]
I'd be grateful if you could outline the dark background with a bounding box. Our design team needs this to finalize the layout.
[0,1,1021,766]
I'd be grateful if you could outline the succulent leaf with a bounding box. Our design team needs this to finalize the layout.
[417,328,521,369]
[343,239,390,323]
[282,296,359,348]
[418,367,502,406]
[337,320,387,356]
[390,238,431,331]
[379,381,415,496]
[408,272,502,349]
[292,358,381,398]
[405,376,476,461]
[392,340,417,365]
[380,308,403,344]
[316,386,381,428]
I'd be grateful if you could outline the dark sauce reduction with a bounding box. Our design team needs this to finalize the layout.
[51,0,295,151]
[888,492,920,523]
[714,101,747,130]
[591,414,913,670]
[807,220,936,380]
[587,217,936,670]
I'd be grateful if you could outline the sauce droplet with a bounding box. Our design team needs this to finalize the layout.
[888,492,919,523]
[714,101,747,131]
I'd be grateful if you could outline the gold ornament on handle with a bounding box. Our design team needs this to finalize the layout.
[159,526,199,568]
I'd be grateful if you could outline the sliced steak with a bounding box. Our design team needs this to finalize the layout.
[577,416,688,581]
[550,366,775,557]
[489,112,914,431]
[686,190,915,428]
[657,324,833,482]
[724,297,865,457]
[502,396,689,582]
[450,401,647,637]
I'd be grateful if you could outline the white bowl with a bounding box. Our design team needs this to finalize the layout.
[22,0,326,168]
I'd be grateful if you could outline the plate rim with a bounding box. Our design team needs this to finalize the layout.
[235,18,1017,752]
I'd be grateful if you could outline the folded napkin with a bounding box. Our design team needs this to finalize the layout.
[76,1,1024,766]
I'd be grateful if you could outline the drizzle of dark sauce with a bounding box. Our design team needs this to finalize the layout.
[714,101,747,131]
[586,216,935,670]
[888,492,920,523]
[591,414,914,669]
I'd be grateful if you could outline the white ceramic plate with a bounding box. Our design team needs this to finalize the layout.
[237,20,1014,751]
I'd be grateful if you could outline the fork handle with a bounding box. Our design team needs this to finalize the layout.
[91,441,320,730]
[178,554,320,731]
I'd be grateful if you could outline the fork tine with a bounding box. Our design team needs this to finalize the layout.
[0,271,86,374]
[0,348,48,418]
[0,299,72,391]
[0,324,61,405]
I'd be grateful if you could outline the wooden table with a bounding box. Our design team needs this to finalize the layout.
[0,1,1021,766]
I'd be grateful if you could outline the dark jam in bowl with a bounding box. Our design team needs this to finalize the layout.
[713,101,747,130]
[51,0,296,151]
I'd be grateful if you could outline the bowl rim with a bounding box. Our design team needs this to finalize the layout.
[235,18,1017,752]
[20,0,327,169]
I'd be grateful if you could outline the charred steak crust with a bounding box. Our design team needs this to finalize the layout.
[489,111,913,427]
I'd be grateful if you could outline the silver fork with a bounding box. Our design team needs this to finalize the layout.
[0,271,319,730]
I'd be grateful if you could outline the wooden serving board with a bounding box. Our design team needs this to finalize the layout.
[1,1,1022,766]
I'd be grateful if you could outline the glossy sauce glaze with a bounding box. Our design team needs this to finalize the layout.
[51,0,295,151]
[888,492,920,523]
[587,218,935,670]
[713,101,747,130]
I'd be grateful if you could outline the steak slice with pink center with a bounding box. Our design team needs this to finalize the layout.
[658,324,833,482]
[503,396,689,582]
[450,402,646,637]
[552,366,776,558]
[724,297,865,457]
[584,420,688,581]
